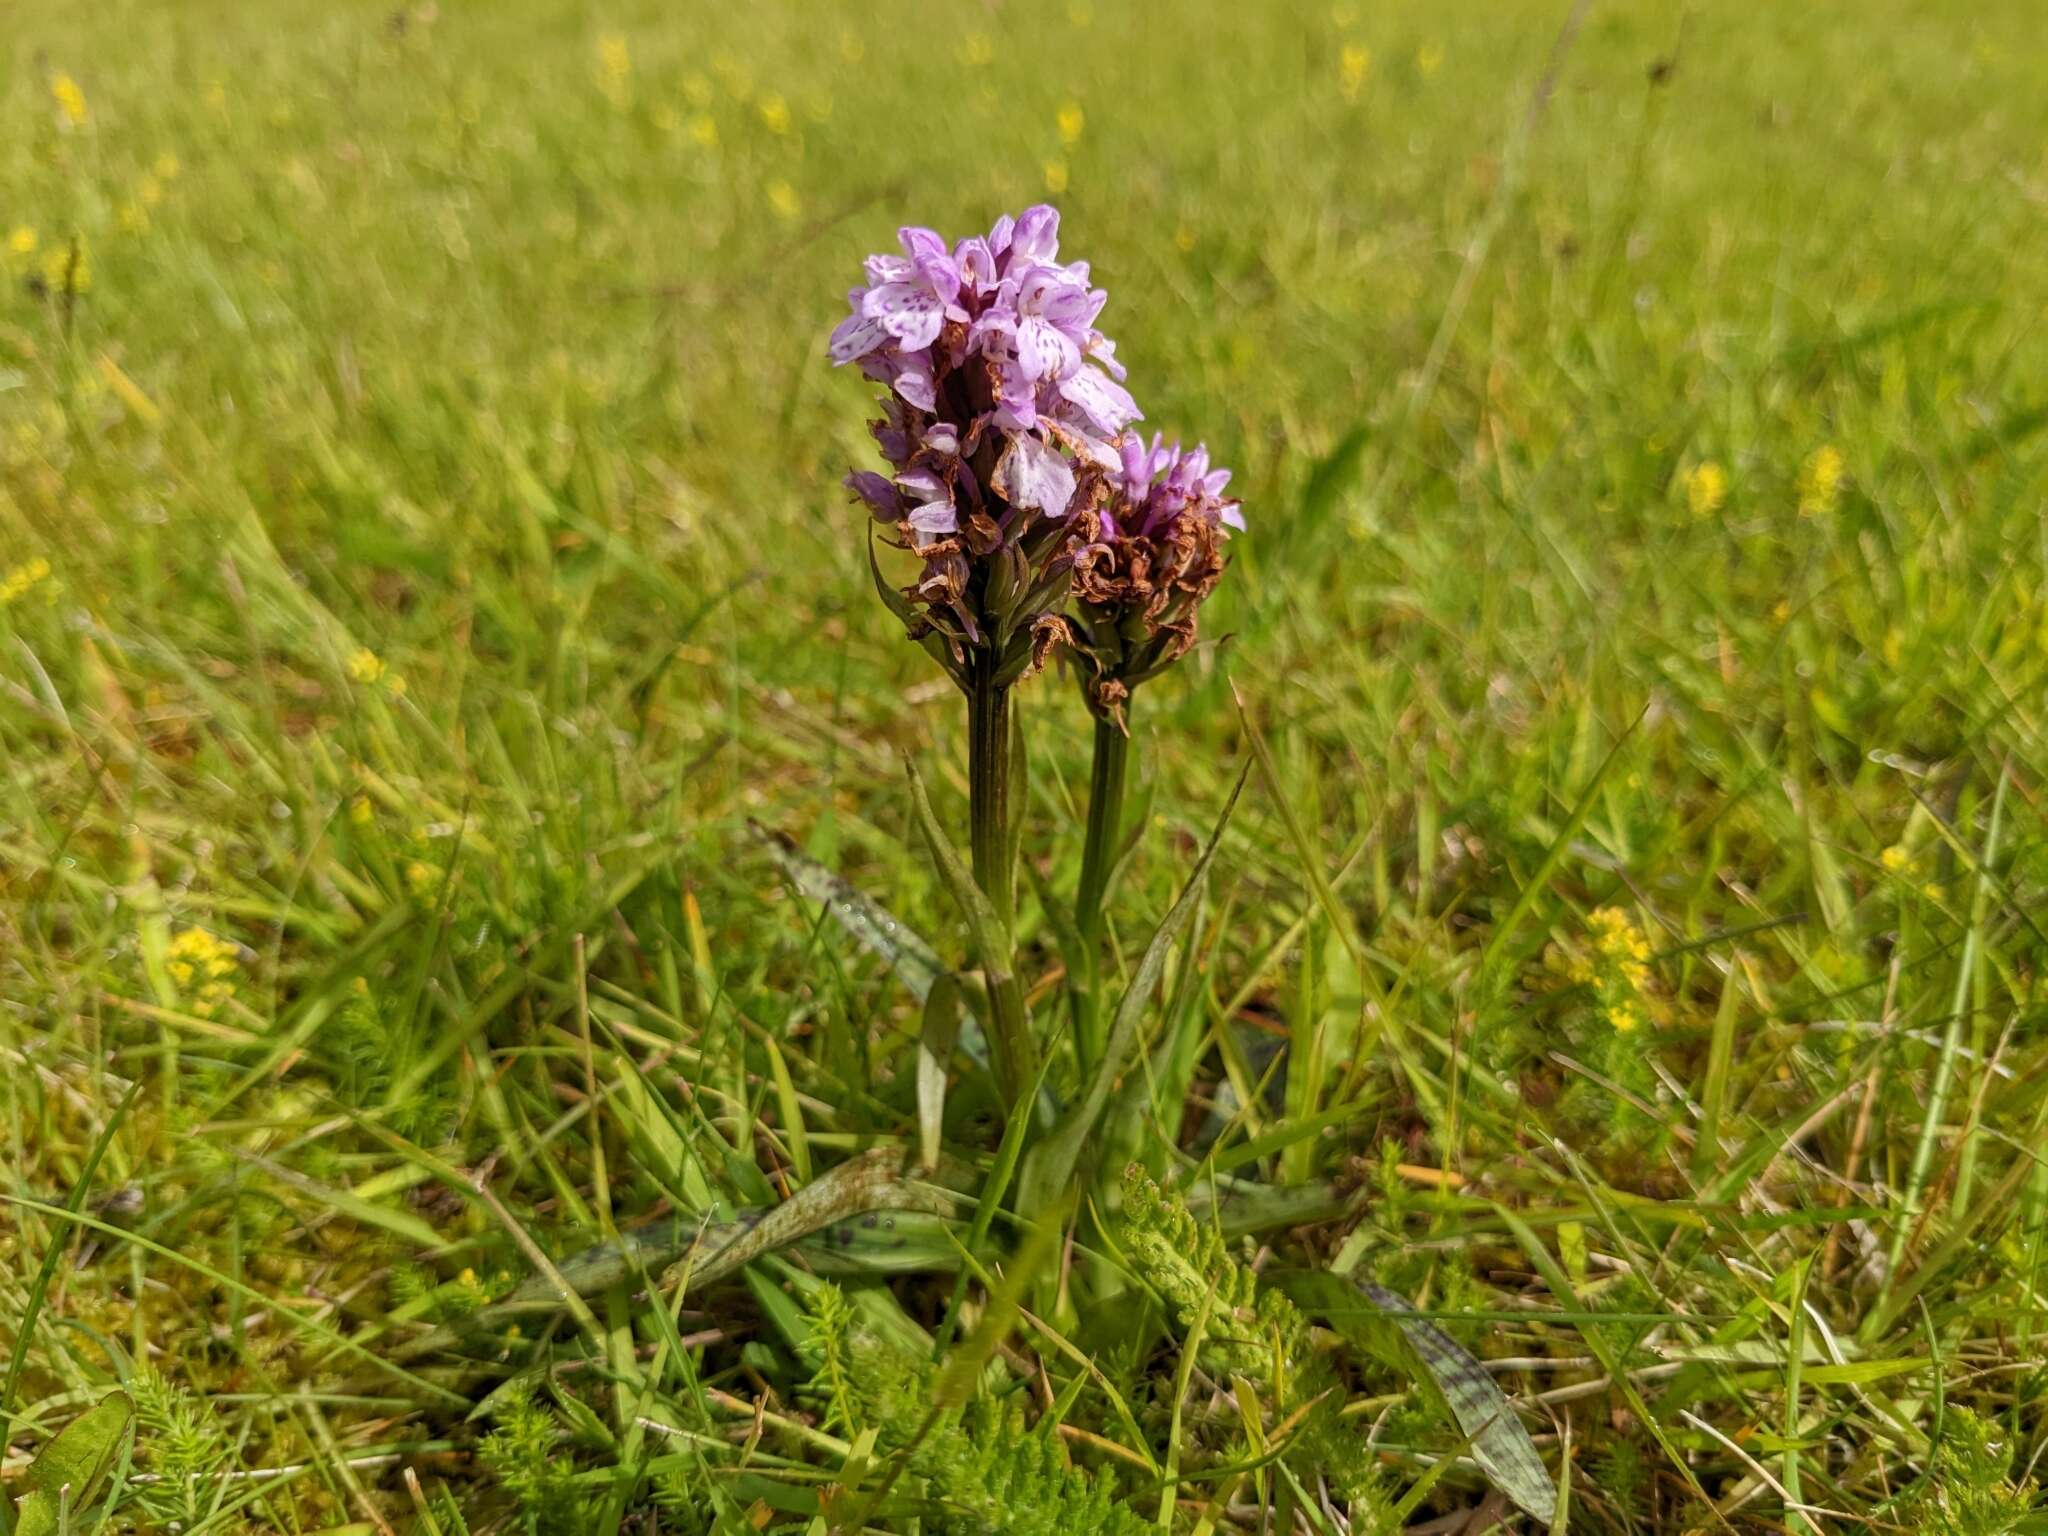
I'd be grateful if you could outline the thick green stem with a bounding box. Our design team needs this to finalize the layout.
[967,669,1014,933]
[967,663,1036,1102]
[1075,715,1130,940]
[1072,708,1132,1069]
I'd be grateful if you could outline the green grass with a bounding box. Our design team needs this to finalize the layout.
[5,0,2048,1529]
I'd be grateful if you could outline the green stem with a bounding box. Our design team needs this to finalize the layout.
[1072,708,1132,1069]
[967,662,1036,1101]
[967,668,1013,932]
[1076,714,1129,939]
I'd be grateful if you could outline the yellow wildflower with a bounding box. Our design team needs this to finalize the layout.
[346,648,386,684]
[7,227,35,257]
[688,113,718,149]
[406,860,438,895]
[1339,44,1370,100]
[349,795,375,825]
[1797,444,1845,517]
[51,72,89,126]
[1043,158,1069,195]
[155,152,182,181]
[167,927,239,1016]
[758,93,791,135]
[1685,460,1728,519]
[1174,222,1197,253]
[40,242,90,294]
[766,179,800,220]
[1417,42,1444,78]
[1057,102,1086,146]
[1879,844,1910,874]
[0,557,54,605]
[1568,906,1655,1033]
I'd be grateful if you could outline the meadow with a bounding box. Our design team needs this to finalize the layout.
[4,0,2048,1529]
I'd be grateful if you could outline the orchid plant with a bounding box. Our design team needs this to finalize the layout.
[830,204,1242,1114]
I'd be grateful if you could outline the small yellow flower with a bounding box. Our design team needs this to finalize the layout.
[349,794,375,825]
[1797,443,1845,517]
[39,242,90,294]
[0,557,54,605]
[1173,222,1197,253]
[758,93,791,135]
[155,152,182,181]
[766,179,800,220]
[1568,907,1655,1033]
[1043,157,1069,195]
[346,648,386,684]
[1056,102,1086,146]
[1417,42,1445,77]
[51,72,89,127]
[688,113,719,149]
[167,927,240,1016]
[1339,43,1371,100]
[1879,844,1910,874]
[406,860,438,895]
[1685,460,1728,519]
[7,227,36,257]
[138,174,164,208]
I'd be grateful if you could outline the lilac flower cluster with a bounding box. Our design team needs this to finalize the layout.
[831,204,1241,700]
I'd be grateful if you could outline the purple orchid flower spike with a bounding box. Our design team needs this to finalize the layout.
[829,204,1143,690]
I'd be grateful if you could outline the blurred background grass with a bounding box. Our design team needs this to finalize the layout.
[5,0,2048,1528]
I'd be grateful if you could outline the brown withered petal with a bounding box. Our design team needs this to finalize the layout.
[915,550,969,607]
[962,511,1004,557]
[1027,612,1076,678]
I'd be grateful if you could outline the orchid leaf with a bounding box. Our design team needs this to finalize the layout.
[13,1390,134,1536]
[1275,1270,1555,1522]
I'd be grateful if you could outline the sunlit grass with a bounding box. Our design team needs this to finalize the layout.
[5,0,2048,1529]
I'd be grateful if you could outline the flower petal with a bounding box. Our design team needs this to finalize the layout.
[1057,366,1142,434]
[991,431,1077,518]
[1011,204,1061,263]
[828,310,888,364]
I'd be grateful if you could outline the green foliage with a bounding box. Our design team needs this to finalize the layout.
[800,1280,864,1437]
[127,1366,230,1531]
[477,1382,588,1536]
[1117,1164,1308,1383]
[1898,1410,2041,1536]
[850,1328,1151,1536]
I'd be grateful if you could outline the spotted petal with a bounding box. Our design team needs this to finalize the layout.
[991,431,1076,518]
